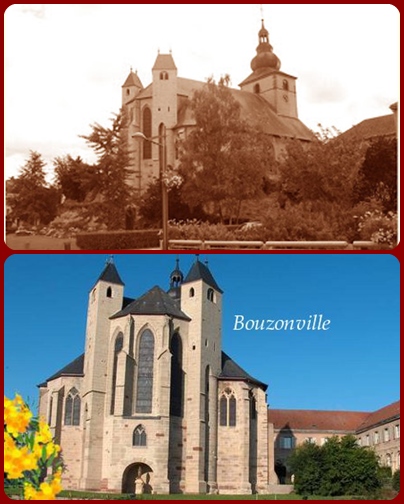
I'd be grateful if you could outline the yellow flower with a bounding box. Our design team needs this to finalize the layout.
[4,442,38,479]
[35,419,52,444]
[4,394,32,435]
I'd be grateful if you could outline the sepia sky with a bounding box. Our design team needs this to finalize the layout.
[4,253,400,412]
[4,3,399,181]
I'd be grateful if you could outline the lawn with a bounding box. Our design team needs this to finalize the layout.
[5,234,80,251]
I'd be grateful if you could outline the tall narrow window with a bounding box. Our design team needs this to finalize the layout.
[133,424,147,446]
[219,388,236,427]
[110,333,124,415]
[282,79,289,91]
[106,286,112,298]
[170,333,184,417]
[64,387,81,426]
[48,396,53,425]
[142,107,152,159]
[136,329,154,413]
[207,288,214,302]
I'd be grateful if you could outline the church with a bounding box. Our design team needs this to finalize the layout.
[38,256,399,495]
[121,19,313,193]
[38,256,278,495]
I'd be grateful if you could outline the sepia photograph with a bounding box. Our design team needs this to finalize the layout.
[4,253,400,498]
[4,4,399,252]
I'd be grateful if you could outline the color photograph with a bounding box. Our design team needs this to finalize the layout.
[4,253,400,498]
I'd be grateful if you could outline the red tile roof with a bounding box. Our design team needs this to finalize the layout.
[269,400,400,433]
[356,400,400,433]
[269,409,370,432]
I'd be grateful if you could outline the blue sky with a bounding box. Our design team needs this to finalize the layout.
[4,253,399,413]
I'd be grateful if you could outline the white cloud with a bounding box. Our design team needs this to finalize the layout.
[5,4,399,180]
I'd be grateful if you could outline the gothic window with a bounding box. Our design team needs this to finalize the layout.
[64,387,81,426]
[110,333,124,414]
[189,287,195,298]
[282,79,289,91]
[254,83,260,94]
[219,388,236,427]
[136,329,155,413]
[207,288,214,302]
[142,107,152,159]
[170,333,184,417]
[133,424,147,446]
[106,286,112,298]
[160,71,169,80]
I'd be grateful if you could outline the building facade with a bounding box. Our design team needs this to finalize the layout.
[39,258,277,494]
[38,257,399,494]
[120,20,313,195]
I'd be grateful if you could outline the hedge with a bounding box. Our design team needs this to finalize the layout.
[76,229,160,250]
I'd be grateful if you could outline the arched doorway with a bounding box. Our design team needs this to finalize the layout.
[122,462,153,494]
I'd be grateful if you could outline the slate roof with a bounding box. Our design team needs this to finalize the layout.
[39,353,85,387]
[356,400,400,433]
[220,351,267,391]
[96,261,125,286]
[110,285,191,321]
[183,260,223,293]
[269,409,370,432]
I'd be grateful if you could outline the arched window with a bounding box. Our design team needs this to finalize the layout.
[219,388,236,427]
[189,287,195,298]
[106,286,112,298]
[253,83,260,94]
[48,396,53,425]
[110,333,124,414]
[126,88,130,96]
[282,79,289,91]
[386,453,392,467]
[133,424,147,446]
[142,107,152,159]
[170,333,184,417]
[207,288,215,302]
[65,387,81,426]
[160,71,169,80]
[136,329,155,413]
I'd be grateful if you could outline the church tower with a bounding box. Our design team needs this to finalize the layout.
[80,259,125,490]
[122,69,143,106]
[180,257,223,494]
[239,19,299,118]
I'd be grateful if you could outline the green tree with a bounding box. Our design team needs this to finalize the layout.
[7,151,59,226]
[353,136,397,213]
[178,77,274,223]
[289,435,381,497]
[80,110,132,230]
[392,469,400,492]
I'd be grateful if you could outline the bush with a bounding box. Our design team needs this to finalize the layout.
[76,230,160,250]
[392,469,400,492]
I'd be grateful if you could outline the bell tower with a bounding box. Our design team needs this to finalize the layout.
[239,18,299,118]
[180,256,222,493]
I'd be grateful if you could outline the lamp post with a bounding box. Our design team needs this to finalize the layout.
[132,131,169,250]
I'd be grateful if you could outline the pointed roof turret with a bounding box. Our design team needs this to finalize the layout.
[122,68,143,89]
[96,257,124,286]
[152,53,177,71]
[183,256,223,293]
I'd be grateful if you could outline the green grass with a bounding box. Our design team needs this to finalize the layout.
[6,233,80,250]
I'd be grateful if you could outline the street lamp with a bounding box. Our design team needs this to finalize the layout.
[132,131,169,250]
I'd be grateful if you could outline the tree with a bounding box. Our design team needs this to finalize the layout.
[53,155,96,202]
[80,110,132,230]
[353,136,397,213]
[7,151,59,226]
[178,77,274,223]
[137,178,208,227]
[289,435,381,497]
